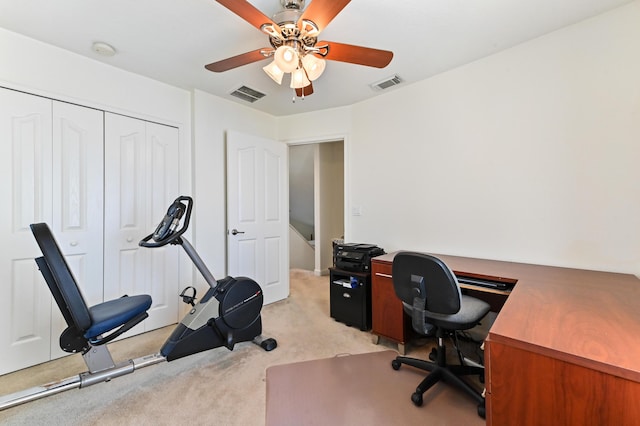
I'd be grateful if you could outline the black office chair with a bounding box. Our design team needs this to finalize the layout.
[390,251,490,418]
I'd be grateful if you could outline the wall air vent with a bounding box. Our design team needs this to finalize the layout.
[230,85,266,103]
[370,74,403,91]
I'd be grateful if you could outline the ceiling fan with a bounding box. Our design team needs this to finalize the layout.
[206,0,394,98]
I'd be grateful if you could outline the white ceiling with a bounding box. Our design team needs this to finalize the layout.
[0,0,633,116]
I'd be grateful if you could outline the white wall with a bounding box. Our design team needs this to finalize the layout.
[289,225,315,271]
[289,144,315,235]
[316,141,344,274]
[282,2,640,276]
[276,106,352,142]
[0,27,192,217]
[0,26,194,284]
[191,90,277,287]
[0,28,190,127]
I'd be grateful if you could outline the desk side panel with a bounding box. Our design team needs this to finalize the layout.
[371,260,408,344]
[487,340,640,425]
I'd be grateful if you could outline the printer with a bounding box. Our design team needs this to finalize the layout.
[333,243,385,272]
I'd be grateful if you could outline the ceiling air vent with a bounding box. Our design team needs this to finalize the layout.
[230,85,266,103]
[370,74,403,91]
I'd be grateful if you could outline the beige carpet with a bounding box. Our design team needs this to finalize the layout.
[0,269,485,425]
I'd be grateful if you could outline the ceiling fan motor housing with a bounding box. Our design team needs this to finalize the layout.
[269,7,318,53]
[273,0,303,29]
[281,0,305,10]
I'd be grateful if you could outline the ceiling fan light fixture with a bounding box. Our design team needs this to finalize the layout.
[290,67,310,89]
[263,61,284,84]
[301,54,325,81]
[274,45,299,73]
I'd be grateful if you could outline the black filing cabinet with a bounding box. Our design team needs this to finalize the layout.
[329,268,371,331]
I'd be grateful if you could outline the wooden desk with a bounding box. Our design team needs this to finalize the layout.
[372,251,640,425]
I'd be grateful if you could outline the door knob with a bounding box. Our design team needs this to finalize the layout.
[231,229,245,235]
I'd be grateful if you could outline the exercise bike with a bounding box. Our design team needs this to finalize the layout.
[0,195,276,410]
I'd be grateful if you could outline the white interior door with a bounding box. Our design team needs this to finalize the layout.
[0,88,53,374]
[227,131,289,305]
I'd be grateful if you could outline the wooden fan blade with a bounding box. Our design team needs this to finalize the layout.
[299,0,351,33]
[216,0,278,32]
[205,48,269,72]
[295,83,314,97]
[319,41,393,68]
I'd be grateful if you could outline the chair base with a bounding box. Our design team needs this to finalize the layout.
[392,351,486,418]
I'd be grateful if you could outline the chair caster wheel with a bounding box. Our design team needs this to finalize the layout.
[391,359,401,370]
[253,336,277,351]
[260,338,277,351]
[429,348,437,361]
[477,403,486,418]
[411,392,423,406]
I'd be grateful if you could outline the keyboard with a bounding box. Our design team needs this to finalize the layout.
[456,275,512,290]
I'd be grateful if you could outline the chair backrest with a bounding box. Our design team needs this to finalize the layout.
[392,251,462,315]
[30,223,92,332]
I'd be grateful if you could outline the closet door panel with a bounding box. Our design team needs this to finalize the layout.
[145,123,180,330]
[50,102,104,359]
[104,113,148,309]
[104,114,180,334]
[0,88,53,374]
[52,102,104,304]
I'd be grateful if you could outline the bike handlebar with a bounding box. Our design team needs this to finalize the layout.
[139,195,193,248]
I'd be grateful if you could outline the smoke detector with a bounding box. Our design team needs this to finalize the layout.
[92,42,116,57]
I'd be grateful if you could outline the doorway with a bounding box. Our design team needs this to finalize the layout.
[289,140,344,275]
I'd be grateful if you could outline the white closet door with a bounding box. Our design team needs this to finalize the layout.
[104,113,148,337]
[0,90,181,374]
[145,122,180,330]
[0,88,53,374]
[104,113,180,335]
[50,101,104,359]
